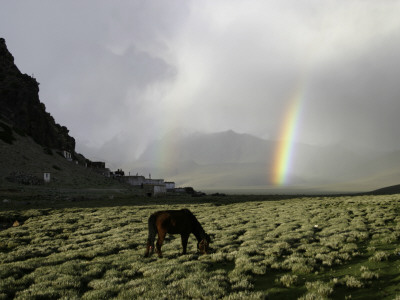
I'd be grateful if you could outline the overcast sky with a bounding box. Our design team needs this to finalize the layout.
[2,1,400,166]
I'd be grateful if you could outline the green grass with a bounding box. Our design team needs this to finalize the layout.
[1,194,400,299]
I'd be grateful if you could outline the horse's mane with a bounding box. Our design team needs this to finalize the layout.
[181,209,207,239]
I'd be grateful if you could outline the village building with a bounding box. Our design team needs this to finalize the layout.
[121,176,166,187]
[88,161,106,169]
[120,175,177,196]
[79,161,176,196]
[165,181,175,191]
[102,168,111,177]
[143,184,167,197]
[43,172,51,183]
[62,150,72,161]
[85,161,111,177]
[122,175,146,186]
[145,178,164,185]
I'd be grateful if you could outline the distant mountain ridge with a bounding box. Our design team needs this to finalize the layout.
[0,38,75,151]
[133,130,400,192]
[139,130,275,165]
[370,184,400,195]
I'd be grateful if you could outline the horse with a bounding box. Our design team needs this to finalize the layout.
[144,208,211,258]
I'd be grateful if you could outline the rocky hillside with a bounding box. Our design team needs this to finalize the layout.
[0,38,75,151]
[0,38,135,195]
[0,123,118,189]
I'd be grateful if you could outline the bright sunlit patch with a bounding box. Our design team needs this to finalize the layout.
[272,86,303,186]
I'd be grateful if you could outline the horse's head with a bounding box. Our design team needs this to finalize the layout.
[198,234,211,254]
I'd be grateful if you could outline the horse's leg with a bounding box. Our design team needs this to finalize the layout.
[181,234,189,255]
[144,214,157,257]
[156,230,166,258]
[144,240,154,257]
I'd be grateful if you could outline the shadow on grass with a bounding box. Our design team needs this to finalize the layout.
[253,269,306,300]
[331,273,400,300]
[206,260,235,273]
[252,250,400,299]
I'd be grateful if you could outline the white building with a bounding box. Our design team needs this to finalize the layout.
[43,172,51,183]
[63,150,72,161]
[165,182,175,190]
[144,184,167,197]
[123,176,165,187]
[123,176,146,186]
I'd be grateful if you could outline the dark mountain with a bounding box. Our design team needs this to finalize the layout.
[369,184,400,195]
[0,38,75,151]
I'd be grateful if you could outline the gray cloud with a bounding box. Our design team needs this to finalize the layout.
[0,0,186,160]
[301,30,400,150]
[2,0,400,170]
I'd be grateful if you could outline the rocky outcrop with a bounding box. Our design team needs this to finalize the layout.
[0,38,75,151]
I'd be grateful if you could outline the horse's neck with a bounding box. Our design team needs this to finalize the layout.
[192,222,206,242]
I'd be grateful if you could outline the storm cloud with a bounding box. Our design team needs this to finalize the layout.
[2,0,400,169]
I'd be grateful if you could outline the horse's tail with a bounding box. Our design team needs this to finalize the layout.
[147,214,157,244]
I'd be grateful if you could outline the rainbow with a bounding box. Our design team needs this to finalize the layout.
[271,85,304,185]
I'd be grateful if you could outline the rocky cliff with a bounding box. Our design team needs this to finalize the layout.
[0,38,75,151]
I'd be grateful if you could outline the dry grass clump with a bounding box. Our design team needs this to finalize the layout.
[343,275,364,288]
[221,290,265,300]
[369,250,390,262]
[277,273,298,287]
[300,280,333,299]
[360,266,379,280]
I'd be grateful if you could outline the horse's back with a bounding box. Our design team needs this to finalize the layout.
[152,209,194,234]
[152,209,193,220]
[180,208,193,214]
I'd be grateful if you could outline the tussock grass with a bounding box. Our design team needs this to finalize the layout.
[1,194,400,298]
[277,273,298,287]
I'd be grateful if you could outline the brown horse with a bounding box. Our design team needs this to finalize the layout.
[144,209,211,258]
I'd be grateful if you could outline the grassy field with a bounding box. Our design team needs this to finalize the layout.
[1,194,400,299]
